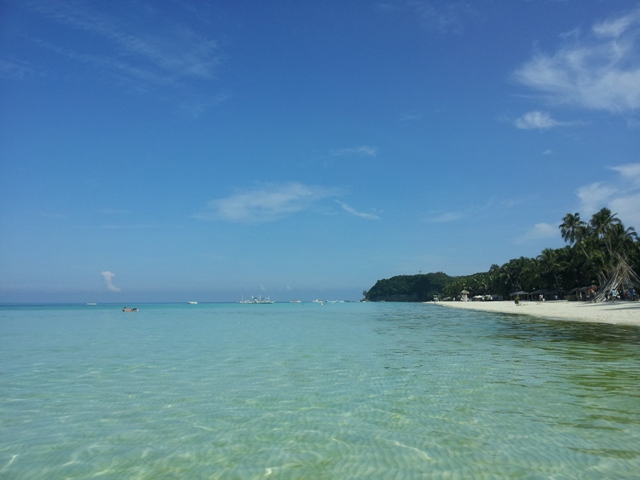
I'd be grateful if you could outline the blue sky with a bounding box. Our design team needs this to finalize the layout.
[1,1,639,303]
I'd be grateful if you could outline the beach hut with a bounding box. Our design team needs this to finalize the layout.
[510,290,529,301]
[461,289,469,302]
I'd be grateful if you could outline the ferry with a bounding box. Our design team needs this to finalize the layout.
[240,296,275,304]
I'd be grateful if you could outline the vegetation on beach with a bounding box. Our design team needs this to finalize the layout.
[365,272,453,302]
[364,208,640,301]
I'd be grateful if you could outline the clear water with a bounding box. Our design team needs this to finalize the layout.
[1,302,639,479]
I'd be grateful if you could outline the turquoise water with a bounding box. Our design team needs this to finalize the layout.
[1,302,639,479]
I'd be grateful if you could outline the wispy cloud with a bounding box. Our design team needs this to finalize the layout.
[0,58,39,80]
[330,146,378,157]
[513,8,640,113]
[410,1,478,34]
[335,200,380,220]
[23,2,225,111]
[576,163,640,227]
[101,271,121,292]
[195,182,337,223]
[429,212,464,223]
[514,111,567,129]
[377,1,478,34]
[611,163,640,186]
[576,182,619,215]
[515,223,558,244]
[397,113,422,122]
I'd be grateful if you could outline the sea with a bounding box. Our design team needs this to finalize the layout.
[1,302,639,479]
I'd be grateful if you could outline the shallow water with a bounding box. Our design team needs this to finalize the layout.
[1,302,639,479]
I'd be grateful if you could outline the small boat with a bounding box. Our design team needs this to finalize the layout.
[187,301,198,305]
[290,300,302,304]
[240,296,275,304]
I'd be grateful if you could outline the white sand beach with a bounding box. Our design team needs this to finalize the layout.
[436,300,640,326]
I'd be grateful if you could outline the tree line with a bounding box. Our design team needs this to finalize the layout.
[364,208,640,301]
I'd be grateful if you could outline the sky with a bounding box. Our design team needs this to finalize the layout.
[1,0,639,303]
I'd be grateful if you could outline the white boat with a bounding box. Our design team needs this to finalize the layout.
[187,301,198,305]
[240,296,275,304]
[290,300,302,304]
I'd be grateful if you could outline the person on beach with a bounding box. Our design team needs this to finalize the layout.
[514,295,520,306]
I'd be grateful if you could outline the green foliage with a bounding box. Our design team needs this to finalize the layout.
[364,208,640,302]
[365,272,453,302]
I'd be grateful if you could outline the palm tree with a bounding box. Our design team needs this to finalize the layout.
[538,248,563,289]
[560,212,586,245]
[588,208,621,241]
[607,223,638,258]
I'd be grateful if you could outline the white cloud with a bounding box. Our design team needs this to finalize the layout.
[593,10,640,38]
[514,111,564,129]
[196,182,336,223]
[335,200,380,220]
[330,146,378,157]
[515,223,558,244]
[610,163,640,186]
[101,271,121,292]
[610,192,640,229]
[576,182,618,215]
[513,8,640,113]
[576,163,640,227]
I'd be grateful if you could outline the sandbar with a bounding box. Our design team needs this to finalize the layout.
[435,300,640,326]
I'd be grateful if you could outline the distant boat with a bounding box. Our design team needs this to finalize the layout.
[187,301,198,305]
[240,296,275,304]
[290,300,302,304]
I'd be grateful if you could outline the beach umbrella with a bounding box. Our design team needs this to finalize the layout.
[461,289,470,294]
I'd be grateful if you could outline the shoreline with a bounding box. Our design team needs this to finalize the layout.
[435,299,640,326]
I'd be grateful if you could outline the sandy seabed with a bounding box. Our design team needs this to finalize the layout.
[436,299,640,326]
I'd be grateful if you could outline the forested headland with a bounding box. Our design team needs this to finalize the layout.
[363,208,640,302]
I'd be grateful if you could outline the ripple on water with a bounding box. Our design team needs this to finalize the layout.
[1,303,640,478]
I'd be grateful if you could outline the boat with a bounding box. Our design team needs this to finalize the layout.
[240,296,275,304]
[187,301,198,305]
[290,300,302,304]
